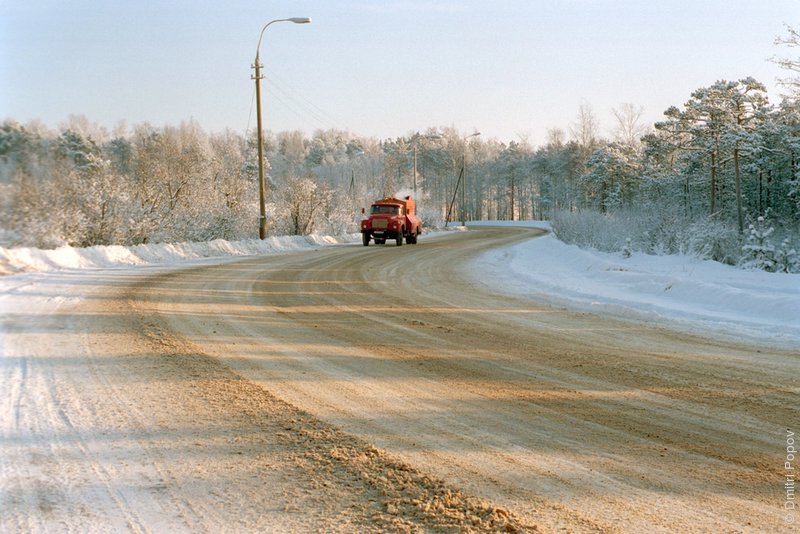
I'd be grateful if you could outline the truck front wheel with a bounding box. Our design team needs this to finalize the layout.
[362,233,370,246]
[396,230,403,246]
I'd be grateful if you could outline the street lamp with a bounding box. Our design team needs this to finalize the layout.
[252,17,311,239]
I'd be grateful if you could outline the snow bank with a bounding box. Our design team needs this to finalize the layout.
[471,222,800,349]
[0,227,472,276]
[0,234,362,275]
[2,221,796,349]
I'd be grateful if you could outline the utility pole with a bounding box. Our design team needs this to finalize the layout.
[445,167,464,227]
[413,143,418,195]
[252,17,311,240]
[252,55,267,239]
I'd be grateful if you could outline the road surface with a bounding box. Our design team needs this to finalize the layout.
[2,226,797,532]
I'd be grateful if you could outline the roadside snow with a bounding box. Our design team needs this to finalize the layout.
[1,223,797,349]
[469,221,800,349]
[0,229,463,315]
[0,234,363,275]
[0,228,469,276]
[0,221,796,532]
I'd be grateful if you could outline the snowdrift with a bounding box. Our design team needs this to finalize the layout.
[1,222,797,349]
[0,234,361,275]
[470,222,800,349]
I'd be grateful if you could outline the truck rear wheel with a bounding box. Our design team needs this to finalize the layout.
[407,229,418,245]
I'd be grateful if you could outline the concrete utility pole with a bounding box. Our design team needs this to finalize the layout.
[252,17,311,239]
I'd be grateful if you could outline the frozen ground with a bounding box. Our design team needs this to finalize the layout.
[1,224,796,532]
[2,222,797,349]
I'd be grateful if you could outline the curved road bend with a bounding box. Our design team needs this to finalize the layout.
[131,226,798,532]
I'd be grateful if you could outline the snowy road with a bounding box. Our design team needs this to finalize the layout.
[2,226,798,533]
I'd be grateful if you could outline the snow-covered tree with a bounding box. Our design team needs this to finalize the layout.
[581,143,641,213]
[773,24,800,97]
[741,215,777,271]
[275,174,333,236]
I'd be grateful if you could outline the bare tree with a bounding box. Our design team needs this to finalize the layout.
[545,128,565,149]
[569,101,600,154]
[279,174,332,235]
[611,103,648,147]
[772,24,800,96]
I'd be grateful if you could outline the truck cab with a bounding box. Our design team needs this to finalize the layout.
[360,196,422,246]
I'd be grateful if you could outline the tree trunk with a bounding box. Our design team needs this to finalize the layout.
[510,174,516,221]
[710,151,717,215]
[734,147,743,234]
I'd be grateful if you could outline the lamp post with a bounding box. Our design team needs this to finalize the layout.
[252,17,311,239]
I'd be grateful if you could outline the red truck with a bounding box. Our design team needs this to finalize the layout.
[360,196,422,246]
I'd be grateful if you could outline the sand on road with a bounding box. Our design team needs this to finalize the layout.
[3,226,796,532]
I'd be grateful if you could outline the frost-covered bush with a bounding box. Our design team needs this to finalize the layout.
[774,239,800,273]
[551,208,690,255]
[551,210,623,251]
[685,218,740,265]
[418,205,445,229]
[621,238,633,258]
[737,213,800,273]
[271,174,354,236]
[552,207,799,272]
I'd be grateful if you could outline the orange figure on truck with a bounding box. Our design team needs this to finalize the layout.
[360,196,422,246]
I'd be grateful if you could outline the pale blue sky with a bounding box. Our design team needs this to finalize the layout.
[1,1,797,144]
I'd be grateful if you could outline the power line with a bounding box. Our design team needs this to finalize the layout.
[264,77,334,130]
[244,66,353,142]
[263,66,351,132]
[244,83,256,140]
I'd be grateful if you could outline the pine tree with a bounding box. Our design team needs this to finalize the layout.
[741,215,776,271]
